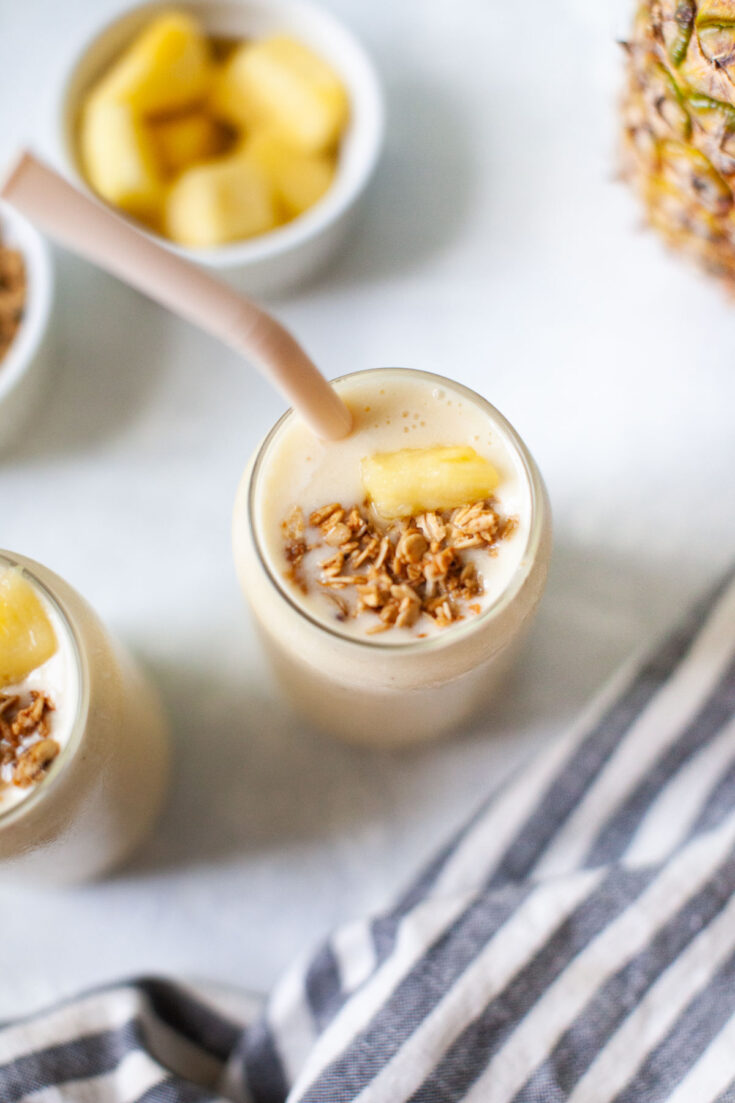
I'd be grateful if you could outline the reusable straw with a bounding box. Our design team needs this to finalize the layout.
[0,151,352,441]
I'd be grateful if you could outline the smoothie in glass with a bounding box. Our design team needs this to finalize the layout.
[0,551,169,882]
[233,368,551,745]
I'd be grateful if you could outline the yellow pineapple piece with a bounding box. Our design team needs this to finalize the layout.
[244,129,336,217]
[165,153,279,246]
[80,95,165,220]
[209,55,262,132]
[0,568,57,688]
[95,11,212,117]
[361,446,500,520]
[150,110,225,175]
[210,35,349,153]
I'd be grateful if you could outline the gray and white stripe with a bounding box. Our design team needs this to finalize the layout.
[2,568,734,1103]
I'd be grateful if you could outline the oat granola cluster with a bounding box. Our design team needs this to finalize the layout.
[282,499,518,635]
[0,236,26,364]
[0,691,59,792]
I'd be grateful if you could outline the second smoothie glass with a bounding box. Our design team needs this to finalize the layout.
[0,551,170,882]
[233,368,552,746]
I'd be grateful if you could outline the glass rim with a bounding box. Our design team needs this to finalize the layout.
[247,367,548,655]
[0,552,88,829]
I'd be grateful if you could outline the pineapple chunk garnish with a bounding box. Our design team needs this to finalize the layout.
[243,130,336,218]
[150,110,224,176]
[94,12,212,117]
[80,95,165,220]
[165,154,279,247]
[0,568,57,689]
[361,446,500,520]
[211,35,349,153]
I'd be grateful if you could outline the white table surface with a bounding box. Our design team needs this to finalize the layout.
[2,0,734,1020]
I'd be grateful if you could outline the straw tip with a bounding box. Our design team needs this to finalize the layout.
[331,403,354,441]
[314,399,353,442]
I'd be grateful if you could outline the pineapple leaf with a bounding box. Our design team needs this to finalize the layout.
[659,139,733,211]
[647,60,692,138]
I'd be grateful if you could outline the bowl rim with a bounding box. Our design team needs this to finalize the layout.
[0,202,53,405]
[54,0,386,269]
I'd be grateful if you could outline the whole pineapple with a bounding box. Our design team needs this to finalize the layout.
[623,1,735,285]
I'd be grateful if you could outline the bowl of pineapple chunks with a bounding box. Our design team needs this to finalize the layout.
[57,0,384,293]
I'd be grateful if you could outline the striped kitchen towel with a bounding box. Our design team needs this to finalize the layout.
[2,567,735,1103]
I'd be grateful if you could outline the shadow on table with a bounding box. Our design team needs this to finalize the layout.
[119,658,389,879]
[117,538,694,881]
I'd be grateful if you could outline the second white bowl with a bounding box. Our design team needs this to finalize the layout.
[55,0,385,295]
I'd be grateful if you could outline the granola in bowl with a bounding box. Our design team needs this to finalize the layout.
[0,232,26,365]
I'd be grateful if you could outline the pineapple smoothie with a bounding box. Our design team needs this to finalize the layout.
[257,374,530,641]
[0,553,169,883]
[0,569,79,815]
[234,369,551,746]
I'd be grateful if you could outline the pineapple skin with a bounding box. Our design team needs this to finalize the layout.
[622,0,735,287]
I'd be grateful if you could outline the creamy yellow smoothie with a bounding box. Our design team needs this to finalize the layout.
[233,368,551,746]
[0,552,170,883]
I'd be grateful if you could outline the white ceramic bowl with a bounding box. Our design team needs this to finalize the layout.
[0,202,54,450]
[55,0,385,295]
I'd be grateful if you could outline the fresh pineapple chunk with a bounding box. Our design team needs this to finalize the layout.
[361,446,500,520]
[209,54,262,132]
[165,154,279,247]
[210,35,349,152]
[95,11,212,117]
[150,110,225,175]
[244,129,336,217]
[80,94,165,220]
[0,568,57,688]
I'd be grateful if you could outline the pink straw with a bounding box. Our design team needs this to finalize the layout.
[1,151,352,441]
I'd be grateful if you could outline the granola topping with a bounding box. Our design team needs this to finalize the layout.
[0,691,59,794]
[281,498,519,636]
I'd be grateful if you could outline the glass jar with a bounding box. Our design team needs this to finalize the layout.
[0,551,169,882]
[233,369,551,746]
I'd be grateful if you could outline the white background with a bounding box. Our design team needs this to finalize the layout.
[1,0,734,1018]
